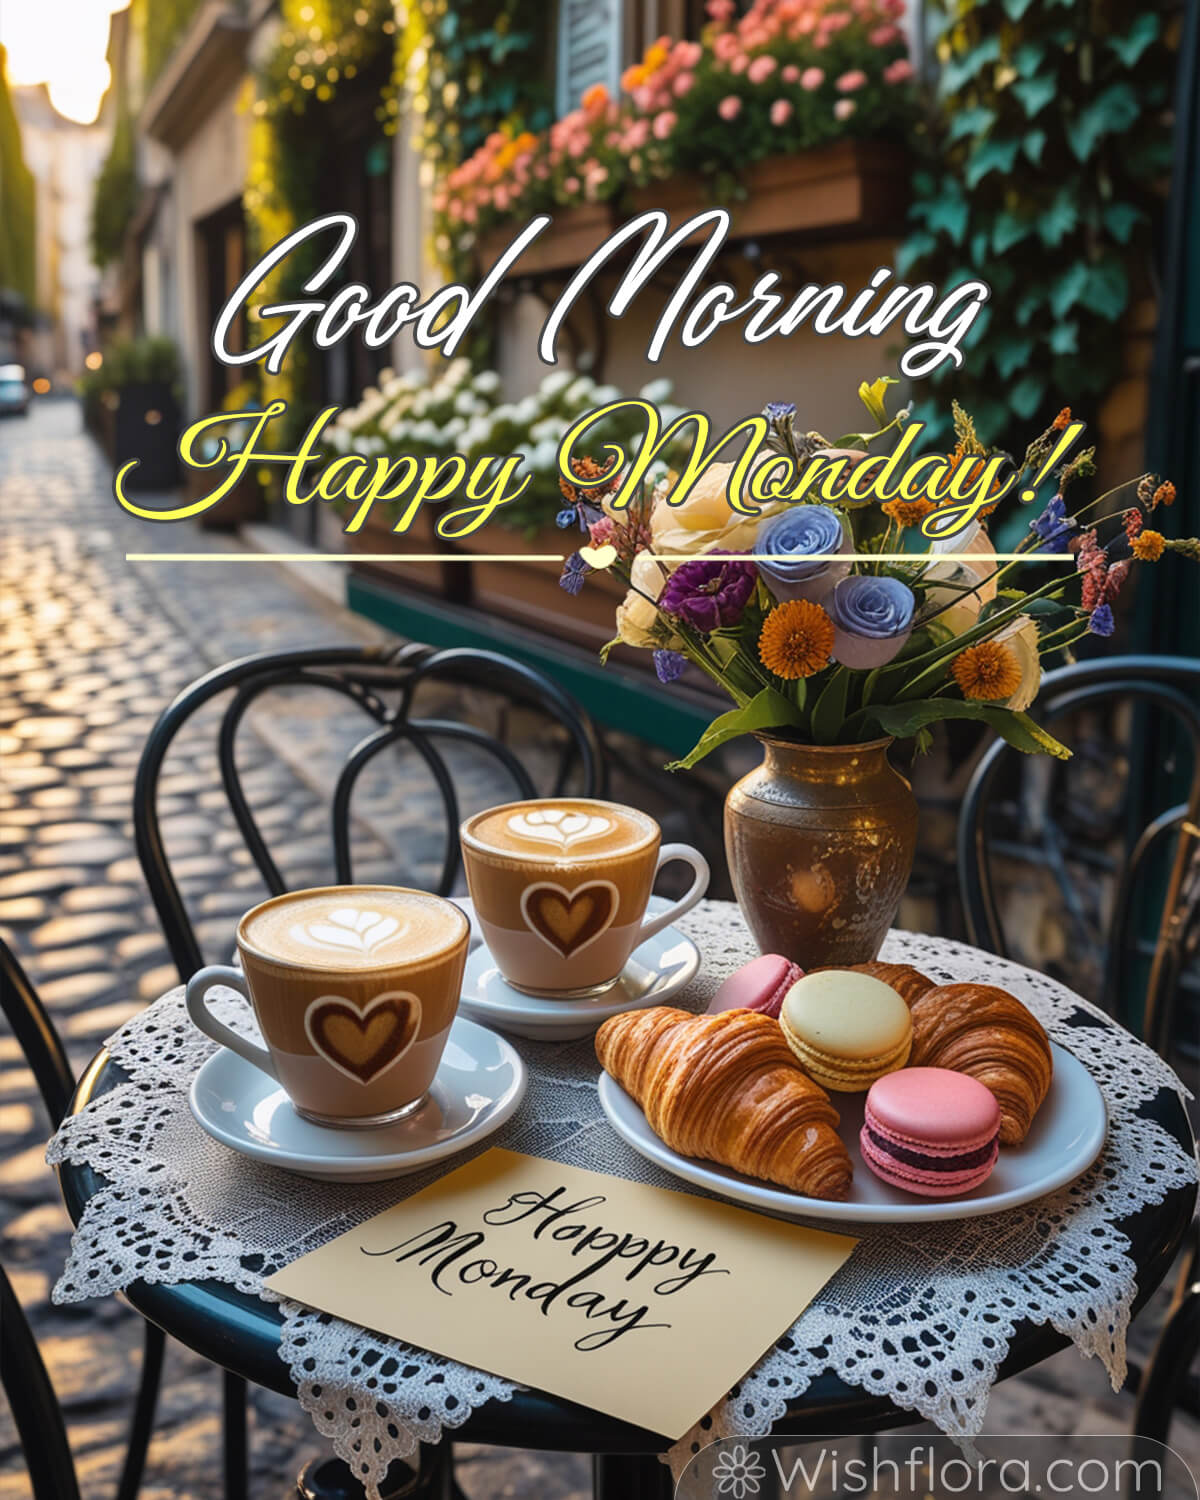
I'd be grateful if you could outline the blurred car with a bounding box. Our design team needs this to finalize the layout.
[0,364,29,416]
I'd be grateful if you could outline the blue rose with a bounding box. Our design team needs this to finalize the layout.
[828,575,916,669]
[756,504,851,603]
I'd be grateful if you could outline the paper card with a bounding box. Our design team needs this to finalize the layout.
[267,1148,857,1439]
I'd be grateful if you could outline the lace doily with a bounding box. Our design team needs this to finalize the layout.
[48,904,1197,1496]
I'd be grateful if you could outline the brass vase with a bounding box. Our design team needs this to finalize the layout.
[724,735,918,969]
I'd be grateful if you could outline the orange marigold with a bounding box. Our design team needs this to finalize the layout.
[951,640,1023,702]
[759,600,834,680]
[1052,407,1072,431]
[881,497,936,529]
[1132,529,1165,562]
[1152,481,1177,509]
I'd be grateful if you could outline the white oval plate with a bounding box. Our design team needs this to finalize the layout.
[456,896,700,1041]
[599,1039,1106,1224]
[189,1015,526,1182]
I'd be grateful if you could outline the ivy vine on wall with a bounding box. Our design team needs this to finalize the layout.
[899,1,1173,449]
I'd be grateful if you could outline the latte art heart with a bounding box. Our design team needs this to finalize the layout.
[520,880,618,958]
[290,907,407,957]
[304,991,422,1084]
[507,809,613,850]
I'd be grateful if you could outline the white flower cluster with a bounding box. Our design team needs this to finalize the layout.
[326,364,684,481]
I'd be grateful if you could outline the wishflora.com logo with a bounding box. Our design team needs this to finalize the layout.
[680,1435,1197,1498]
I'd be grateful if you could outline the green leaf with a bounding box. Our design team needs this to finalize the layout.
[666,688,800,771]
[1102,202,1144,244]
[1050,262,1091,319]
[964,137,1021,189]
[809,669,852,745]
[1010,373,1047,420]
[867,701,1072,758]
[947,105,995,142]
[925,194,970,245]
[1023,129,1047,164]
[939,36,1001,94]
[992,209,1031,254]
[1079,259,1129,320]
[993,333,1035,379]
[1048,320,1079,355]
[1012,74,1057,117]
[1012,42,1046,74]
[1108,13,1159,67]
[1002,0,1036,17]
[1065,82,1141,160]
[894,232,936,277]
[1039,189,1079,247]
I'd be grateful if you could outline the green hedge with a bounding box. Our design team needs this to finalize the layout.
[0,47,36,308]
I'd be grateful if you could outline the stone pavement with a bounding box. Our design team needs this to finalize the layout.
[1,400,1196,1497]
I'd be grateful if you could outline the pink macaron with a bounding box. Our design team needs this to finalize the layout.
[860,1067,1001,1198]
[707,954,803,1020]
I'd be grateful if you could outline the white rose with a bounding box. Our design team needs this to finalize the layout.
[473,370,501,395]
[648,456,784,554]
[993,615,1041,711]
[514,396,539,425]
[638,377,673,405]
[615,550,669,647]
[539,370,573,399]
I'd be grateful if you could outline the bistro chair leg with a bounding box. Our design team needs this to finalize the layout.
[296,1442,457,1499]
[1129,1286,1200,1498]
[113,1323,165,1500]
[224,1372,249,1500]
[592,1454,674,1500]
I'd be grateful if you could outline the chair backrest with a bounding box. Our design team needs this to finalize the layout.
[0,1259,81,1500]
[958,655,1200,1057]
[0,939,75,1130]
[133,642,605,979]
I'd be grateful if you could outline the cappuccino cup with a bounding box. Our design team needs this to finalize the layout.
[460,798,709,997]
[186,886,469,1128]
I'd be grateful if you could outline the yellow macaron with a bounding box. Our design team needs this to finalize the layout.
[779,969,912,1092]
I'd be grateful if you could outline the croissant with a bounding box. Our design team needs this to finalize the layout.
[908,983,1053,1145]
[596,1006,853,1200]
[813,962,937,1007]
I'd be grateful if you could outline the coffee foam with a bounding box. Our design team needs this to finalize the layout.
[243,890,463,970]
[468,801,654,860]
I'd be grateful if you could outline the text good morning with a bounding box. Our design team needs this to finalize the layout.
[212,211,989,381]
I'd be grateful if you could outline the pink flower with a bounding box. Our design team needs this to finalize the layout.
[718,94,743,120]
[625,118,650,148]
[673,70,695,96]
[675,41,702,67]
[800,66,825,90]
[707,0,736,19]
[837,69,868,92]
[781,64,800,82]
[564,175,580,194]
[713,32,740,61]
[730,53,748,73]
[653,110,677,139]
[869,24,900,45]
[883,58,914,83]
[834,98,857,119]
[770,98,794,125]
[747,55,777,84]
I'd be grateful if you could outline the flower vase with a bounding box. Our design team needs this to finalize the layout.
[724,735,918,969]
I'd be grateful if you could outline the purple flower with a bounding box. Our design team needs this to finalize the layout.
[659,552,758,634]
[756,504,851,603]
[764,401,797,423]
[1029,494,1075,552]
[1088,603,1115,637]
[653,649,686,683]
[828,574,916,669]
[559,553,588,595]
[556,506,579,529]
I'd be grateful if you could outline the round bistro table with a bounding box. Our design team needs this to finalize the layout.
[55,994,1197,1500]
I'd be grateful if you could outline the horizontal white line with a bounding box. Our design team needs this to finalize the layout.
[126,551,1074,564]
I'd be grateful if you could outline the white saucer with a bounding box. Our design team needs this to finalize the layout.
[189,1016,526,1182]
[599,1040,1106,1224]
[457,897,700,1041]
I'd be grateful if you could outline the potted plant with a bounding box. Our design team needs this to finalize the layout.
[556,382,1197,968]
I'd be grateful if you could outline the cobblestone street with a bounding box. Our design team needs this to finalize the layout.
[1,400,1197,1497]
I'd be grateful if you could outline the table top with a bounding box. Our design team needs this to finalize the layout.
[56,998,1198,1455]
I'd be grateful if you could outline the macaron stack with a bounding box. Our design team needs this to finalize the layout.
[778,970,912,1092]
[707,953,804,1020]
[860,1067,1001,1197]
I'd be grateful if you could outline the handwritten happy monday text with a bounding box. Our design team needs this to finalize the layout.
[360,1183,729,1353]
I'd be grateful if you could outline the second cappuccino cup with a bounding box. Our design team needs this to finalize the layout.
[460,798,709,998]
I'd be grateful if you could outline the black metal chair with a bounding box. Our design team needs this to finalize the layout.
[132,641,604,1500]
[0,939,165,1500]
[956,655,1200,1466]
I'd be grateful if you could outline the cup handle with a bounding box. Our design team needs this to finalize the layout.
[185,965,278,1082]
[637,843,710,946]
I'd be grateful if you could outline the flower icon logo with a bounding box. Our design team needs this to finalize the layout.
[711,1443,767,1499]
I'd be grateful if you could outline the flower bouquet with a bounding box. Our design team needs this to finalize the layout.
[556,380,1194,964]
